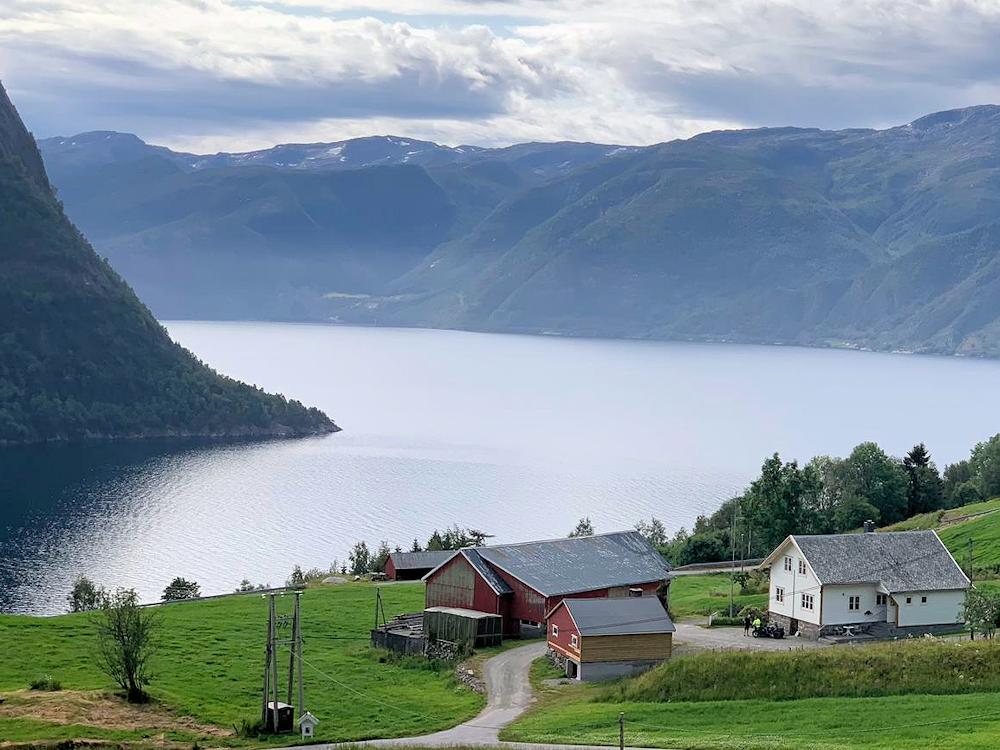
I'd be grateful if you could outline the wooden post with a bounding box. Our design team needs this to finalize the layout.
[729,501,738,617]
[261,596,272,726]
[618,711,624,750]
[270,596,280,733]
[296,593,304,717]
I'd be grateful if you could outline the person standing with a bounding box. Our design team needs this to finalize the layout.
[743,613,752,636]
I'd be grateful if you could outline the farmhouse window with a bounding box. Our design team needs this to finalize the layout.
[906,596,912,605]
[876,594,887,606]
[551,624,558,637]
[775,587,784,603]
[784,556,792,572]
[849,595,860,611]
[798,559,807,575]
[801,593,814,610]
[921,596,928,605]
[570,634,578,648]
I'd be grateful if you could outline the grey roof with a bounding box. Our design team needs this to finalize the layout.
[389,550,454,571]
[425,606,501,619]
[460,548,513,594]
[560,597,675,636]
[475,531,671,597]
[790,531,969,593]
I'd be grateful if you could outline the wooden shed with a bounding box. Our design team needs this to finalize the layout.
[546,596,674,681]
[423,606,502,650]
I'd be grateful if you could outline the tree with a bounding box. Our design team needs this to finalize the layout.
[635,517,667,547]
[67,575,105,613]
[410,538,423,552]
[963,588,1000,640]
[839,442,908,525]
[677,531,727,565]
[426,530,445,551]
[568,517,594,537]
[372,540,392,573]
[903,443,943,516]
[236,579,265,593]
[161,577,200,601]
[286,565,307,587]
[832,496,881,531]
[349,541,372,575]
[743,454,823,554]
[95,588,159,703]
[943,460,976,507]
[971,434,1000,499]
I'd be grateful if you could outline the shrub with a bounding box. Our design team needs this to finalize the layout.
[29,675,62,691]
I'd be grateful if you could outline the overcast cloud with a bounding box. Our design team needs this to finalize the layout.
[2,0,1000,151]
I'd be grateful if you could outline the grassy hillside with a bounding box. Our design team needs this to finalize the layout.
[607,639,1000,703]
[883,498,1000,571]
[668,573,767,619]
[0,583,481,746]
[506,639,1000,750]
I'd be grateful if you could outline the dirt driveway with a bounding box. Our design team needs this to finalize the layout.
[673,621,826,654]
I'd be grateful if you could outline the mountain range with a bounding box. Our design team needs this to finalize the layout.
[39,105,1000,357]
[0,82,336,443]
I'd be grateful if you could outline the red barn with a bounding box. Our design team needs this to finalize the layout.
[385,550,453,581]
[422,531,671,637]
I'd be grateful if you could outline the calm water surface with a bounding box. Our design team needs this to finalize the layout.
[4,322,1000,614]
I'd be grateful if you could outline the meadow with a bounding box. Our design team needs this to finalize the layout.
[0,582,481,746]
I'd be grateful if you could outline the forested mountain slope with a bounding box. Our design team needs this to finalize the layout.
[0,82,336,443]
[41,105,1000,356]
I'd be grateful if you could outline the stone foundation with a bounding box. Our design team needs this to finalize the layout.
[769,613,820,639]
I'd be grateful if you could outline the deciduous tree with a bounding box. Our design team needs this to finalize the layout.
[95,588,159,703]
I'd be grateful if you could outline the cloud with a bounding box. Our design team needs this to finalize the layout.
[2,0,999,151]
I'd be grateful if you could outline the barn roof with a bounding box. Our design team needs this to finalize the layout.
[460,548,513,594]
[768,531,969,593]
[557,597,675,636]
[475,531,671,597]
[388,550,454,571]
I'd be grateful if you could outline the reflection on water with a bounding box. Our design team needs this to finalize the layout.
[4,322,1000,614]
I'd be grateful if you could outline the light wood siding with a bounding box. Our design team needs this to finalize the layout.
[580,633,672,663]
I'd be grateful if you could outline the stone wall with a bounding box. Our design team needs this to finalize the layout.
[769,612,820,639]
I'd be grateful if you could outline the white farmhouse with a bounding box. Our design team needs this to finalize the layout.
[761,529,969,639]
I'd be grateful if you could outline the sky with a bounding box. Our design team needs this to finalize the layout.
[2,0,1000,153]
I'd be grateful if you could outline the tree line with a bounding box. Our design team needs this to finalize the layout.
[659,435,1000,565]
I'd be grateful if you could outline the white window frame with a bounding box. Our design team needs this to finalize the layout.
[801,593,814,610]
[551,624,559,637]
[798,559,807,575]
[849,595,860,611]
[784,556,792,572]
[876,594,886,606]
[570,633,578,648]
[905,596,912,605]
[775,586,784,603]
[920,595,928,605]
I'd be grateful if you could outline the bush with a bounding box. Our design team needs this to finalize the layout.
[29,675,62,691]
[708,615,743,627]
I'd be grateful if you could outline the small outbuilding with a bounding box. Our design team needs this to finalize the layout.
[424,606,502,650]
[545,596,674,682]
[386,550,454,581]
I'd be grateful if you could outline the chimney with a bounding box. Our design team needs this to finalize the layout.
[863,520,876,533]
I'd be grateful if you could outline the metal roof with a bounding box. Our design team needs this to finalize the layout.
[475,531,671,597]
[785,531,969,593]
[460,548,514,594]
[559,597,675,636]
[425,606,501,619]
[388,550,454,571]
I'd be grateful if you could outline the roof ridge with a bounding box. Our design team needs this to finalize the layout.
[479,529,641,550]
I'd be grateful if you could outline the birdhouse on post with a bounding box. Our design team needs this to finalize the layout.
[298,711,319,739]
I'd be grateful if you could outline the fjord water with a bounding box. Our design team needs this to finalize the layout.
[4,322,1000,614]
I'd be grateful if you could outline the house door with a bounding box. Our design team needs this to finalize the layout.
[788,618,799,635]
[566,660,579,679]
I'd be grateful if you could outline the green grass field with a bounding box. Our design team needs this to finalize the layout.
[0,582,481,746]
[668,573,767,619]
[501,692,1000,750]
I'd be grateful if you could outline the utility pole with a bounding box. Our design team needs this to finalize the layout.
[261,592,305,733]
[618,712,625,750]
[729,500,739,617]
[968,538,974,581]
